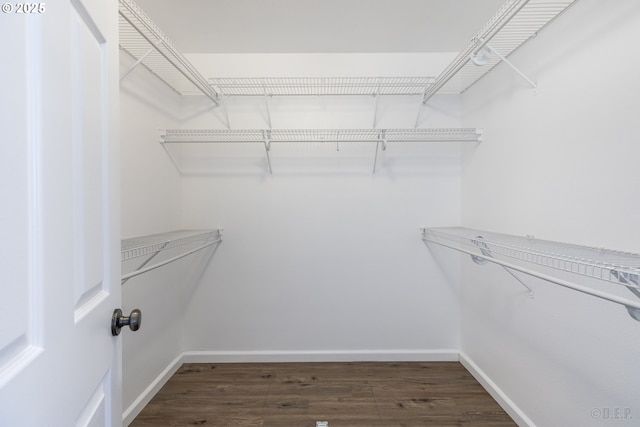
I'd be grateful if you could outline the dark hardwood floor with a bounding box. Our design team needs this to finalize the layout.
[130,362,516,426]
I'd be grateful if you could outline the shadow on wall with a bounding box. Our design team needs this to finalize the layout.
[162,141,466,177]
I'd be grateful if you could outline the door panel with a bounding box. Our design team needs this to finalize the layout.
[0,0,121,425]
[76,373,109,427]
[70,0,107,316]
[0,11,43,390]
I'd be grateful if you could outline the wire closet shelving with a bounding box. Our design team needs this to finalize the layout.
[422,227,640,321]
[422,0,578,103]
[210,77,435,97]
[118,0,220,105]
[209,77,437,129]
[160,128,483,174]
[121,229,223,283]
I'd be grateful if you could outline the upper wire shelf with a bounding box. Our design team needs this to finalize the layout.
[423,0,578,102]
[121,229,223,283]
[160,128,482,144]
[422,227,640,320]
[210,77,436,97]
[118,0,219,105]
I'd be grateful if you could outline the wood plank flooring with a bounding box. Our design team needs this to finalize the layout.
[130,362,516,426]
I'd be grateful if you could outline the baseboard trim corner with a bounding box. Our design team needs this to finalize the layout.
[459,352,535,427]
[122,353,185,426]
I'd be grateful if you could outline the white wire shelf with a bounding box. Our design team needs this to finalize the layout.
[118,0,219,104]
[210,77,436,97]
[160,128,482,174]
[423,0,578,102]
[160,128,482,144]
[121,229,223,283]
[422,227,640,320]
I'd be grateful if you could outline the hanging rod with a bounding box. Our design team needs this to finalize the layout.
[121,229,223,283]
[118,0,220,105]
[210,77,436,97]
[160,128,483,144]
[421,227,640,321]
[422,0,578,103]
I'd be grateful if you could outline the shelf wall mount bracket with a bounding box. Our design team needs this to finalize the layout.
[372,130,387,175]
[610,270,640,321]
[470,235,534,298]
[472,39,537,90]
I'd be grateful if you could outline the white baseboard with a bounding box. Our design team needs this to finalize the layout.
[182,349,459,363]
[122,353,184,426]
[459,352,535,427]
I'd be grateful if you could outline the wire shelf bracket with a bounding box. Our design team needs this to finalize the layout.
[421,227,640,322]
[118,0,220,107]
[160,128,483,175]
[121,229,223,283]
[422,0,578,104]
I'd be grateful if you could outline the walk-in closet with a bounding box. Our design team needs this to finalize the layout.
[1,0,638,426]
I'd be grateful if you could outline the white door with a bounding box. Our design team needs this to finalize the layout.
[0,0,122,425]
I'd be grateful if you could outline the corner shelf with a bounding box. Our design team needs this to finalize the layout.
[160,128,483,174]
[118,0,220,105]
[421,227,640,321]
[422,0,578,103]
[121,229,223,283]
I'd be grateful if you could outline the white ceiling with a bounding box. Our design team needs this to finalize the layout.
[134,0,506,54]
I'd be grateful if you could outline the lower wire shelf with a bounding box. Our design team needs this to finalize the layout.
[121,229,223,283]
[421,227,640,321]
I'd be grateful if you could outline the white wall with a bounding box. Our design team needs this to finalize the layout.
[171,54,465,360]
[119,52,182,238]
[461,0,640,425]
[119,51,190,419]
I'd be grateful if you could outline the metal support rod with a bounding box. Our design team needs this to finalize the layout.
[122,241,169,285]
[120,46,155,81]
[219,93,231,129]
[121,237,222,282]
[263,130,273,174]
[372,131,386,174]
[372,140,380,175]
[414,101,424,129]
[484,42,537,89]
[372,94,380,128]
[501,265,534,298]
[264,90,272,129]
[424,236,640,315]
